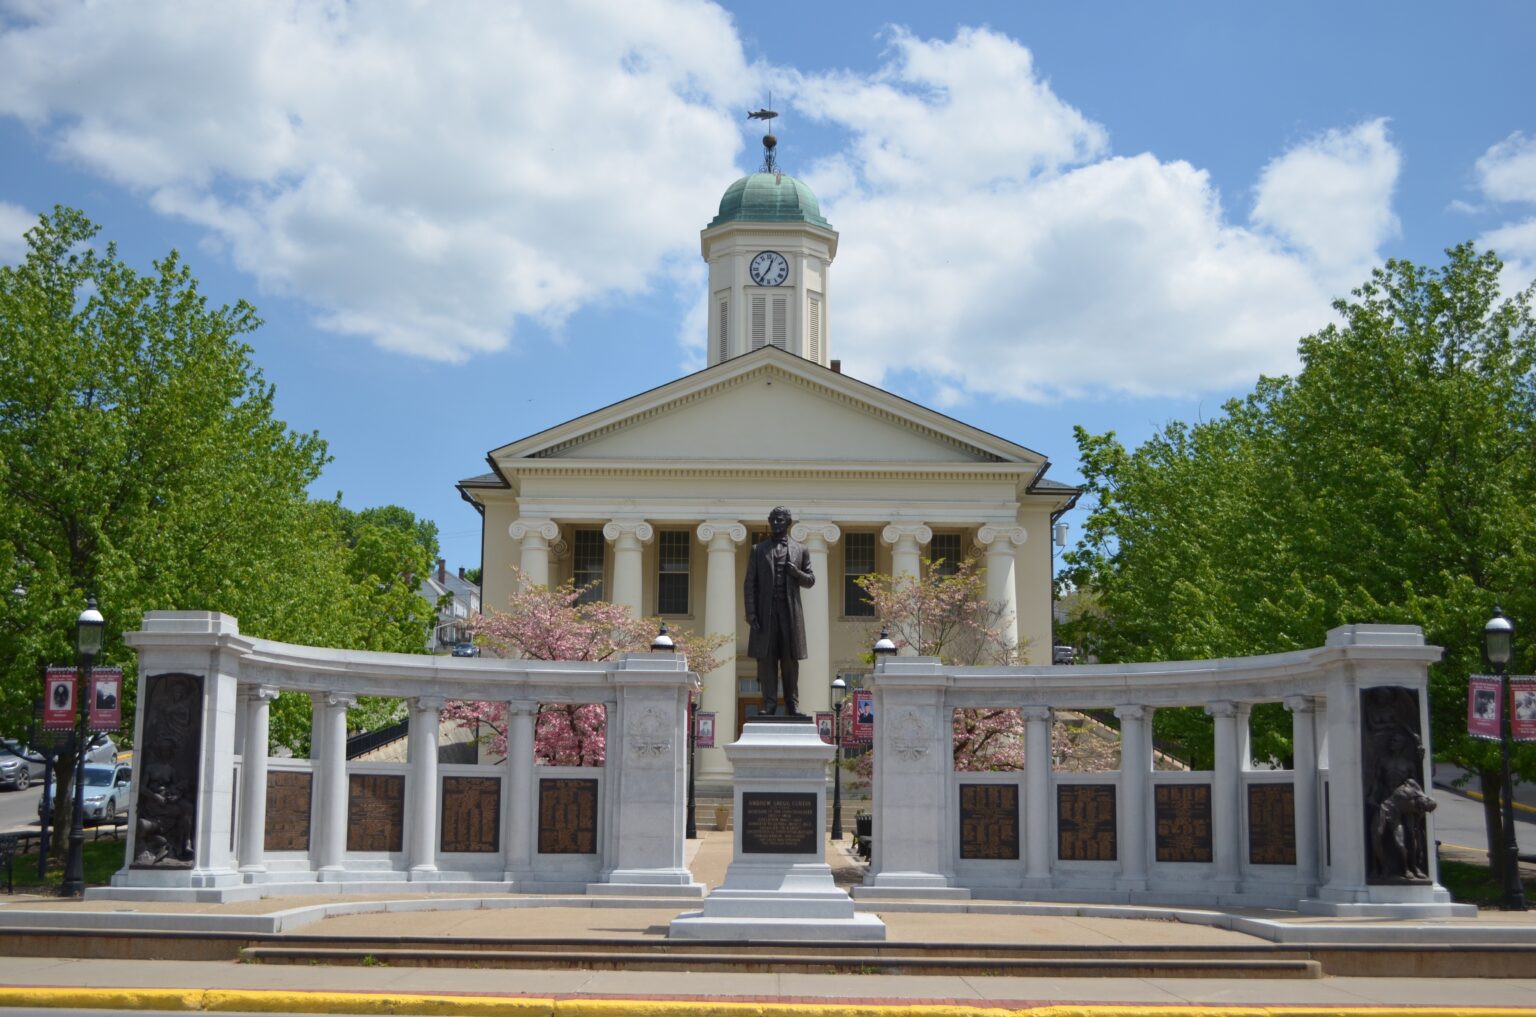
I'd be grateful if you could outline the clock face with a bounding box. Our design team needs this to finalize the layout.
[750,250,789,286]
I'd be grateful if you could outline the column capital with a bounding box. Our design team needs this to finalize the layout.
[1114,704,1148,722]
[791,520,841,547]
[975,524,1027,551]
[413,695,445,713]
[325,692,357,710]
[509,518,560,542]
[603,520,654,545]
[243,684,281,704]
[1021,705,1053,723]
[504,700,540,716]
[1204,700,1238,718]
[1284,694,1315,714]
[696,520,747,545]
[880,523,932,547]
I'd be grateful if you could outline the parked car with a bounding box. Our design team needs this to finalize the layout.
[0,739,46,791]
[37,761,132,825]
[451,642,479,657]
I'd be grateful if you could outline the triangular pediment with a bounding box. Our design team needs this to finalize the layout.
[489,349,1047,470]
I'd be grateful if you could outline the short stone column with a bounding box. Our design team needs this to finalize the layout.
[236,685,280,875]
[1022,706,1053,883]
[697,520,746,783]
[316,692,355,878]
[1286,695,1320,890]
[1206,700,1241,891]
[502,702,537,881]
[792,521,840,712]
[1116,704,1151,889]
[604,521,654,619]
[510,519,560,588]
[975,525,1026,654]
[407,695,443,877]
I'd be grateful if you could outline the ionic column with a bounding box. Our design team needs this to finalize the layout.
[1023,706,1053,882]
[880,524,930,656]
[603,520,654,618]
[237,685,280,875]
[502,702,537,880]
[407,695,443,876]
[697,521,746,782]
[975,525,1026,655]
[316,692,355,877]
[1116,704,1151,888]
[509,519,560,588]
[792,521,840,712]
[1206,700,1241,889]
[1286,695,1320,890]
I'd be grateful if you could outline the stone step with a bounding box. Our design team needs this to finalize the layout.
[236,943,1323,979]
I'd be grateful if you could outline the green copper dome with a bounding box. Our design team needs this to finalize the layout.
[707,172,833,230]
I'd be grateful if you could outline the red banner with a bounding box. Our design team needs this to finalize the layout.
[1514,676,1536,743]
[694,711,716,749]
[88,666,123,732]
[816,711,834,744]
[43,667,77,730]
[851,689,874,743]
[1467,675,1536,742]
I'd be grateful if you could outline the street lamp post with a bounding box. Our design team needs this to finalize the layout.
[60,596,104,898]
[1484,606,1527,911]
[830,676,847,840]
[652,623,696,840]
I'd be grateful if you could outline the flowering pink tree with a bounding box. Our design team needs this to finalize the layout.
[856,557,1019,665]
[441,569,728,765]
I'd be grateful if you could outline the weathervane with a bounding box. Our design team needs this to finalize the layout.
[748,97,780,178]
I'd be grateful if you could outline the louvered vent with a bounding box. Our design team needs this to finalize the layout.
[770,294,788,349]
[750,294,767,350]
[716,295,729,362]
[808,293,822,363]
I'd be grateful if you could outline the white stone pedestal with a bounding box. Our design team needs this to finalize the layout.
[669,717,885,941]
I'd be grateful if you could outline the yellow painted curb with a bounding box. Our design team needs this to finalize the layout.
[1455,786,1536,816]
[2,990,1536,1017]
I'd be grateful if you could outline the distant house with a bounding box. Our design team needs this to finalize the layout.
[418,558,480,653]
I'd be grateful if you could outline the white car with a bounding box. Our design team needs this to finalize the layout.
[38,762,133,825]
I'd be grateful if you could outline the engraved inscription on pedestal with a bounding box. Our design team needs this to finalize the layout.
[264,771,312,852]
[959,783,1019,860]
[1154,783,1212,862]
[441,776,500,853]
[346,774,404,852]
[1057,783,1117,861]
[1248,782,1297,865]
[538,777,598,854]
[132,672,203,868]
[741,792,819,854]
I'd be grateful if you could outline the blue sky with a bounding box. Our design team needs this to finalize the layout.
[3,2,1534,574]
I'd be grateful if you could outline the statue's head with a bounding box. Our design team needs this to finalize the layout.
[768,506,793,537]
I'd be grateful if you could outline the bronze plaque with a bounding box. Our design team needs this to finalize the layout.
[347,773,405,852]
[538,777,598,854]
[1057,783,1117,861]
[1248,782,1297,865]
[740,792,819,854]
[1154,783,1212,863]
[264,771,312,852]
[441,776,501,853]
[959,783,1019,860]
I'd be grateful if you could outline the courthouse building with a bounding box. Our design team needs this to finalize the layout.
[459,161,1079,784]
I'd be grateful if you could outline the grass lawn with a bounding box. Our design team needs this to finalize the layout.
[4,839,124,892]
[1438,857,1536,908]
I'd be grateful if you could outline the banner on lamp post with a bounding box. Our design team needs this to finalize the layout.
[694,711,715,749]
[850,689,874,744]
[88,666,122,732]
[43,667,76,730]
[1514,676,1536,742]
[1467,675,1536,742]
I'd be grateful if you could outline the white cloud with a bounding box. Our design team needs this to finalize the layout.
[0,0,754,361]
[1476,132,1536,204]
[788,28,1396,401]
[1251,119,1400,281]
[0,201,36,263]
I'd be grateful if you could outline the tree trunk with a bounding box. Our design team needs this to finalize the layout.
[50,753,77,862]
[1480,766,1507,884]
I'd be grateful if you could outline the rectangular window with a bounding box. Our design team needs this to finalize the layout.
[657,530,690,615]
[930,533,963,576]
[573,529,604,604]
[770,294,788,349]
[844,532,876,617]
[750,294,767,350]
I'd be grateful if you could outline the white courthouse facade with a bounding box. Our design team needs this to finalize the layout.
[459,168,1078,785]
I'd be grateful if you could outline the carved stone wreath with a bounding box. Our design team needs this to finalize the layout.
[625,706,673,764]
[889,708,931,763]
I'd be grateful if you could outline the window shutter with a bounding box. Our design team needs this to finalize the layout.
[716,295,729,362]
[750,294,767,350]
[770,294,788,350]
[808,293,822,363]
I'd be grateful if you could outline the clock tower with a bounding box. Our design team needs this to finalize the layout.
[700,132,838,367]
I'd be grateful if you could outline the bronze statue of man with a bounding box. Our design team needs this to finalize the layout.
[743,506,815,716]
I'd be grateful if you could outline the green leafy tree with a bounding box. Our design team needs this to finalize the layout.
[1064,243,1536,881]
